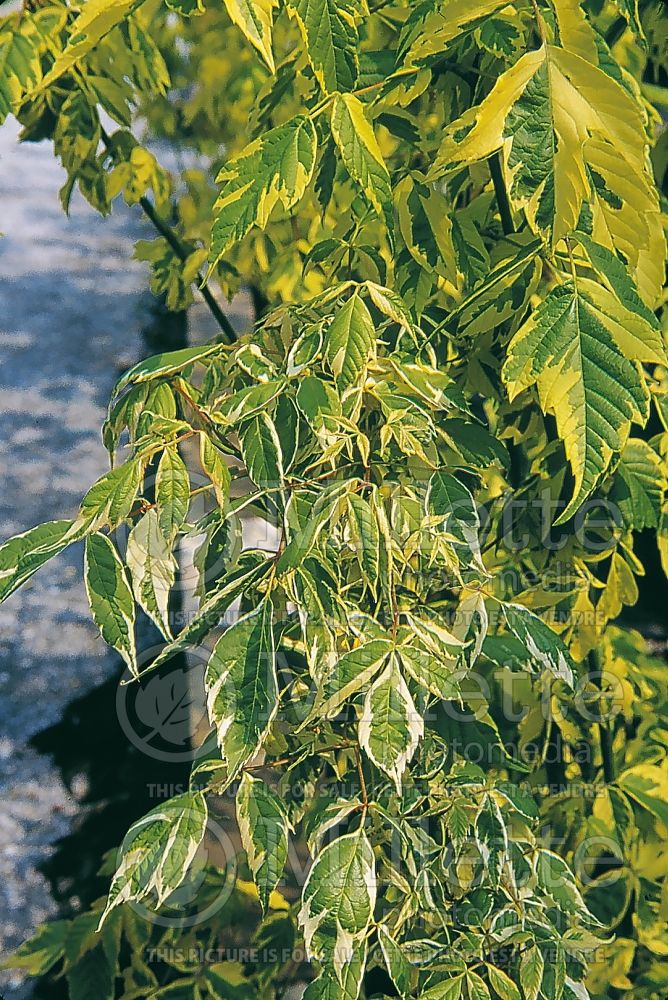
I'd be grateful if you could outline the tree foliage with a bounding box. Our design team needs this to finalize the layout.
[1,0,668,998]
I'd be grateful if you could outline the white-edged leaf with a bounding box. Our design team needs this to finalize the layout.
[520,945,544,1000]
[210,115,317,266]
[427,470,481,564]
[126,510,176,640]
[156,447,190,540]
[304,638,393,725]
[324,292,376,388]
[378,923,411,997]
[502,603,575,687]
[347,492,380,585]
[76,459,144,534]
[302,943,367,999]
[240,411,284,489]
[359,655,423,793]
[0,520,75,604]
[85,532,137,674]
[114,345,223,394]
[199,433,232,507]
[399,642,459,700]
[98,791,207,927]
[237,773,291,912]
[330,94,394,244]
[298,829,376,979]
[205,600,278,780]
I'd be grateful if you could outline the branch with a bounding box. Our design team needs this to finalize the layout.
[137,196,236,345]
[100,129,236,344]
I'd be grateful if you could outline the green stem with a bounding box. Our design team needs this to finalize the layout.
[489,153,515,235]
[588,647,616,784]
[605,15,628,49]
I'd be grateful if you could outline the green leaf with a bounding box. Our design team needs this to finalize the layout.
[205,600,278,780]
[324,292,376,388]
[76,459,144,533]
[378,923,411,997]
[429,44,663,304]
[126,510,176,640]
[0,919,68,975]
[503,282,648,521]
[0,18,42,123]
[298,829,376,977]
[210,115,317,266]
[114,345,223,394]
[502,603,575,687]
[0,520,75,604]
[330,94,394,244]
[239,411,284,489]
[157,447,190,540]
[359,655,423,793]
[296,375,342,429]
[618,764,668,828]
[40,0,144,91]
[614,439,666,530]
[486,964,521,1000]
[84,532,137,675]
[67,943,114,1000]
[199,433,232,507]
[236,773,291,912]
[520,945,544,1000]
[285,0,362,93]
[99,791,208,925]
[222,0,277,72]
[305,638,393,723]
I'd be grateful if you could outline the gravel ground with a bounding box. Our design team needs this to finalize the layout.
[0,119,150,995]
[0,121,250,997]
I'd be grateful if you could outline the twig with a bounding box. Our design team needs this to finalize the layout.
[588,647,616,784]
[530,0,547,45]
[355,745,369,808]
[489,152,515,235]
